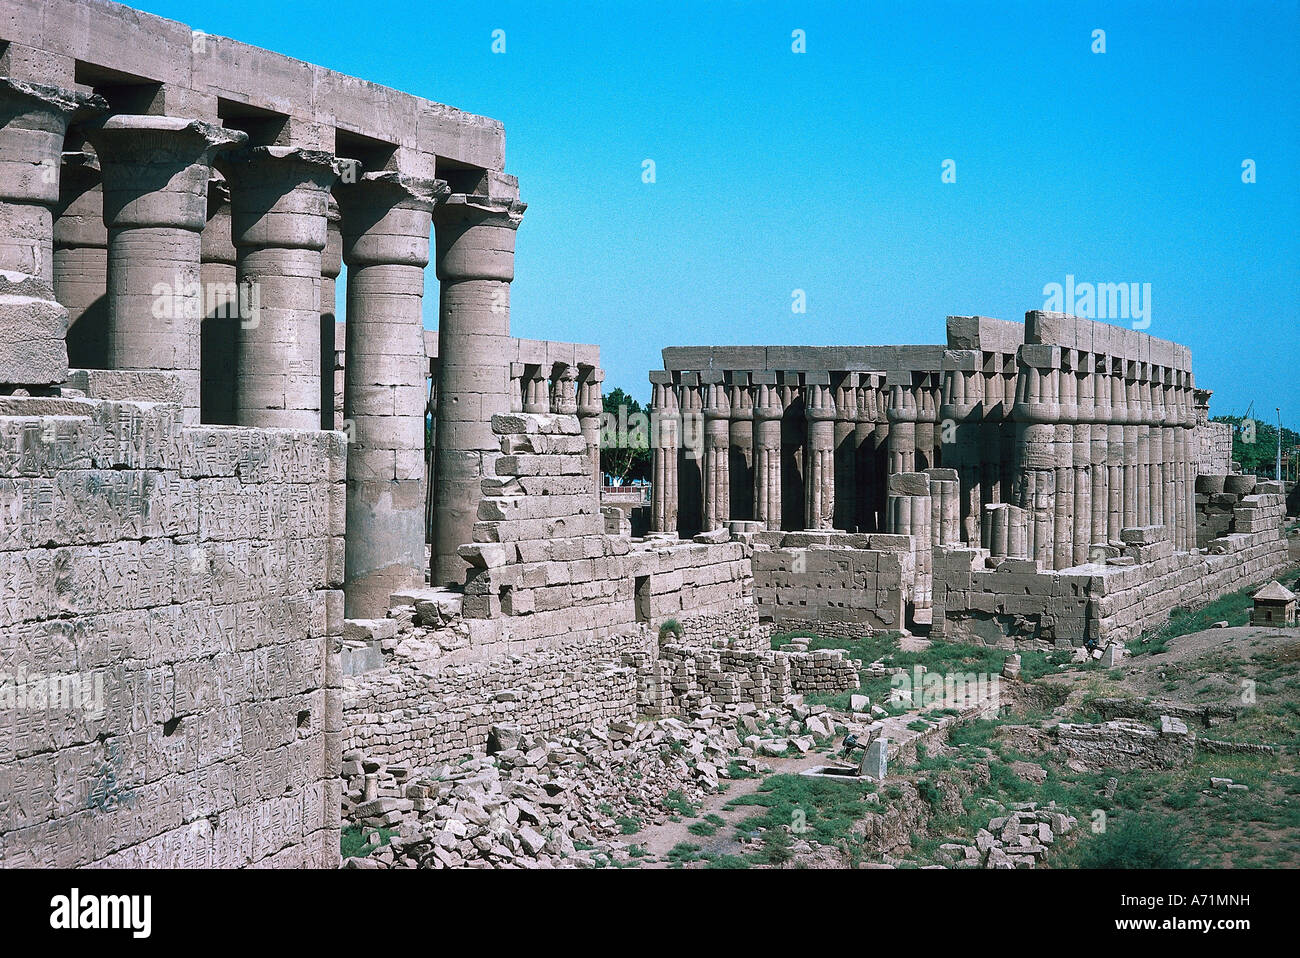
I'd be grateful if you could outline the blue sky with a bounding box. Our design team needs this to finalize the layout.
[142,0,1297,422]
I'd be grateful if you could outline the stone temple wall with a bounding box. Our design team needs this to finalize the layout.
[751,530,915,635]
[0,395,344,866]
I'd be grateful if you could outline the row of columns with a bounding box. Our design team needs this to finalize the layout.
[509,360,604,495]
[0,74,526,614]
[1009,345,1199,569]
[649,370,900,537]
[650,348,1199,575]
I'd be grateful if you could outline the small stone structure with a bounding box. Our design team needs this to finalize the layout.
[1251,580,1296,627]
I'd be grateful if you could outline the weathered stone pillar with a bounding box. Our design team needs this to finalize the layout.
[227,146,337,428]
[1107,357,1126,542]
[887,472,932,609]
[320,196,342,430]
[0,78,96,389]
[649,371,679,534]
[701,373,730,532]
[804,375,836,530]
[1151,365,1168,539]
[0,78,83,282]
[1175,369,1195,551]
[1089,354,1110,557]
[85,115,246,420]
[984,503,1028,559]
[339,170,444,611]
[779,374,805,531]
[941,350,982,545]
[1012,344,1061,567]
[677,373,704,536]
[852,374,877,532]
[832,373,857,530]
[752,372,782,530]
[727,372,754,522]
[1069,354,1092,566]
[550,362,577,415]
[926,467,961,546]
[1135,364,1151,529]
[1055,350,1077,568]
[577,364,603,495]
[431,185,523,584]
[915,373,940,471]
[887,376,918,474]
[867,374,891,531]
[199,174,238,424]
[54,149,108,368]
[521,364,549,413]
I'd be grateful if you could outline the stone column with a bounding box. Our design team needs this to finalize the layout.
[227,146,337,428]
[1012,344,1061,567]
[926,468,961,546]
[867,374,891,531]
[1122,361,1142,531]
[804,375,836,530]
[1089,354,1110,557]
[54,149,108,368]
[550,362,578,415]
[1055,350,1078,568]
[941,350,982,545]
[85,115,246,421]
[1068,353,1092,566]
[0,78,85,282]
[727,372,754,521]
[1136,364,1152,528]
[915,373,941,471]
[983,503,1028,559]
[339,170,445,612]
[752,372,782,530]
[1175,369,1194,551]
[0,78,93,389]
[199,174,238,424]
[320,196,342,430]
[887,472,932,609]
[886,376,918,474]
[431,186,524,584]
[649,371,679,534]
[832,373,857,530]
[577,364,603,495]
[522,364,550,413]
[1151,365,1168,539]
[701,374,730,532]
[852,374,877,532]
[779,374,805,531]
[677,373,704,536]
[1107,357,1126,542]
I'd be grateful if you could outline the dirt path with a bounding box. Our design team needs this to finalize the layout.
[633,753,827,867]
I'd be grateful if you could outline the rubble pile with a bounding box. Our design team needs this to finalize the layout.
[341,700,843,869]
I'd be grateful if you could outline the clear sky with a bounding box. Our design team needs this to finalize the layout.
[139,0,1297,424]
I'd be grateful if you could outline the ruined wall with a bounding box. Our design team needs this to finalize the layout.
[0,396,344,866]
[343,629,651,768]
[934,486,1289,647]
[752,530,914,635]
[1196,421,1232,476]
[456,412,753,658]
[1091,490,1289,644]
[931,550,1093,646]
[637,643,859,716]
